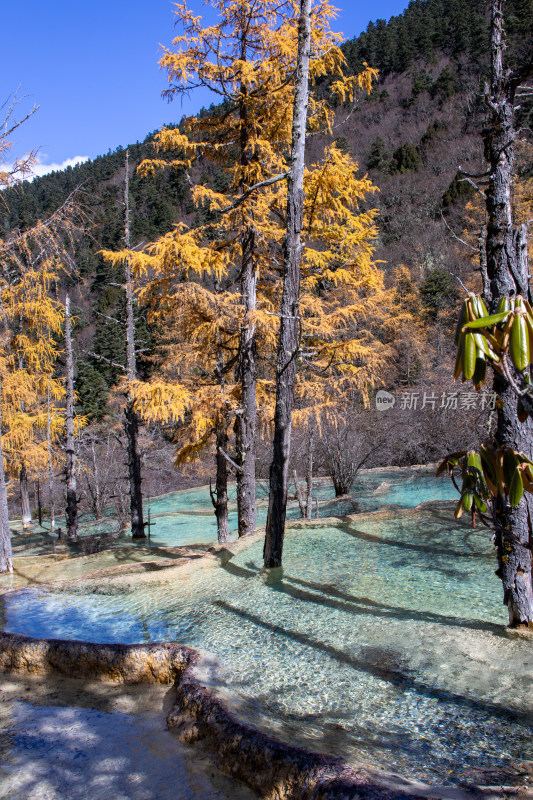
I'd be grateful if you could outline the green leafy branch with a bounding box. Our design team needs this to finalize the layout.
[437,446,533,525]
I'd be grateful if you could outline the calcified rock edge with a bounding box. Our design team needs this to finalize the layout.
[0,508,527,800]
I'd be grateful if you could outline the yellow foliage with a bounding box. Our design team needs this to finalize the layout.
[0,260,70,478]
[115,0,392,461]
[129,379,191,424]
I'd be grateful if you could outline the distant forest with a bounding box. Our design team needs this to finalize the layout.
[1,0,532,490]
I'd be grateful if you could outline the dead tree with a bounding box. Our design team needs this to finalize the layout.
[19,464,31,530]
[0,405,12,572]
[123,150,145,540]
[264,0,311,569]
[482,0,533,626]
[64,294,78,540]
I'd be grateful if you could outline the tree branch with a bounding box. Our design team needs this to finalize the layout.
[220,172,289,214]
[441,212,477,252]
[82,350,126,372]
[218,446,243,474]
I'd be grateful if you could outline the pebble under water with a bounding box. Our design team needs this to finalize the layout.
[2,503,533,787]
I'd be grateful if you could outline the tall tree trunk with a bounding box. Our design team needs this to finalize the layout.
[124,149,145,540]
[19,463,31,530]
[213,422,231,543]
[64,294,78,540]
[235,226,257,537]
[264,0,311,570]
[125,401,144,538]
[233,31,257,538]
[47,384,55,533]
[89,438,102,520]
[485,0,533,626]
[293,470,306,517]
[36,478,42,527]
[305,425,314,519]
[16,319,31,532]
[0,402,13,573]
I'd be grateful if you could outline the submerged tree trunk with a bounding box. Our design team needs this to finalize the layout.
[0,403,12,573]
[124,149,145,540]
[305,426,314,519]
[213,423,231,543]
[36,478,42,528]
[485,0,533,626]
[19,463,31,530]
[64,295,78,540]
[264,0,311,569]
[125,400,145,539]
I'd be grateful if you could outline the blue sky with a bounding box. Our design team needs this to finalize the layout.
[3,0,410,176]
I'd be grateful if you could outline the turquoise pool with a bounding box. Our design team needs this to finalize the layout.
[128,469,458,548]
[2,507,532,787]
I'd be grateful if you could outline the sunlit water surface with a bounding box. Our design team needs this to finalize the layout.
[128,469,458,548]
[2,504,532,787]
[11,470,457,552]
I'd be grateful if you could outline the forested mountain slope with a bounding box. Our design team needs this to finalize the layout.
[1,0,532,423]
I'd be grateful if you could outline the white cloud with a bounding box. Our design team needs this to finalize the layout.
[30,154,90,178]
[1,154,90,186]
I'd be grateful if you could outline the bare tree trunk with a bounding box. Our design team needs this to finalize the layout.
[64,295,78,540]
[233,46,258,538]
[234,227,257,537]
[293,470,306,517]
[35,479,42,528]
[124,149,145,540]
[485,0,533,626]
[19,463,31,530]
[305,425,314,519]
[213,423,231,543]
[0,402,13,573]
[47,384,55,533]
[125,401,144,538]
[89,438,102,520]
[478,225,491,303]
[264,0,311,570]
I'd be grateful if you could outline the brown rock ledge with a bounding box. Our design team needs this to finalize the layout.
[0,631,527,800]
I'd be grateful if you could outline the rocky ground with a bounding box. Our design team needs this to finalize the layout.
[0,672,256,800]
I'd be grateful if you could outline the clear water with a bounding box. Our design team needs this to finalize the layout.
[0,547,191,590]
[2,508,532,787]
[11,471,456,552]
[132,470,457,548]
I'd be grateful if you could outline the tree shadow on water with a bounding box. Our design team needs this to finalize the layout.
[220,561,505,637]
[281,573,506,636]
[213,599,533,728]
[336,519,491,561]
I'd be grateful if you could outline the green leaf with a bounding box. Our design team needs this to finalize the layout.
[462,491,473,511]
[509,313,530,371]
[509,469,524,507]
[497,297,512,315]
[472,356,487,388]
[503,449,519,488]
[462,332,476,380]
[472,294,489,319]
[454,301,470,347]
[473,494,487,513]
[463,311,510,329]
